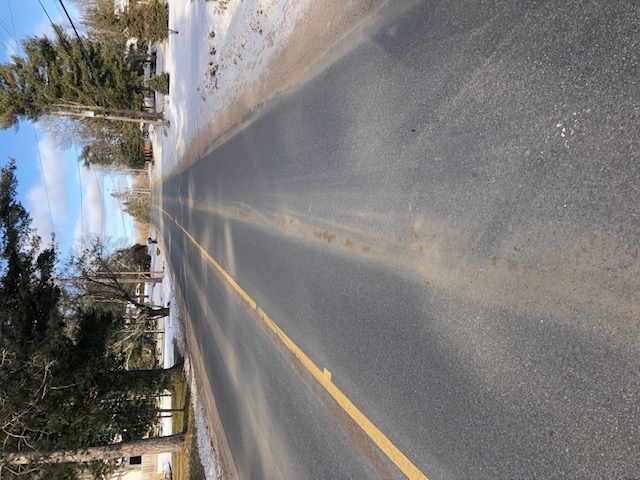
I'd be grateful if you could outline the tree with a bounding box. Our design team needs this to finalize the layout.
[123,1,171,44]
[78,121,146,168]
[70,238,164,318]
[2,433,184,465]
[0,160,177,479]
[77,0,129,49]
[79,0,171,46]
[0,27,144,129]
[67,237,168,372]
[147,72,169,95]
[0,159,61,346]
[120,189,152,224]
[40,113,147,169]
[113,243,152,272]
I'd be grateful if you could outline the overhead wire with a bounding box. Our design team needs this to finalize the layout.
[26,0,131,243]
[0,11,20,56]
[51,0,68,23]
[0,31,13,55]
[56,0,108,115]
[35,0,55,28]
[0,18,17,42]
[34,0,104,241]
[1,3,24,64]
[50,0,77,37]
[6,0,16,35]
[5,0,56,240]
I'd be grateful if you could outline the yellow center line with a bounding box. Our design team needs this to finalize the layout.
[153,204,428,480]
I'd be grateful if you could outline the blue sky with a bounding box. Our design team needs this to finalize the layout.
[0,0,136,258]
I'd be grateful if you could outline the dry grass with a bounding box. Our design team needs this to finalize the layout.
[172,346,207,480]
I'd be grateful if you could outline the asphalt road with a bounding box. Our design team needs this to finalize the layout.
[154,0,640,478]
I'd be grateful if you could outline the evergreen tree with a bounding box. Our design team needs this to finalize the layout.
[81,0,170,46]
[0,27,144,130]
[0,161,170,479]
[78,120,146,169]
[122,0,171,44]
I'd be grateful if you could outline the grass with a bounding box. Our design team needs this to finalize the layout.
[171,344,207,480]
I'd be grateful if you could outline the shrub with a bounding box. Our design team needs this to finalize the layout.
[148,72,169,95]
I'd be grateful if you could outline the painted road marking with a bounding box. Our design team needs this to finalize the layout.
[154,205,428,480]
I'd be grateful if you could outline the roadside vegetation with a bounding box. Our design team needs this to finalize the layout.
[112,186,152,225]
[0,1,203,476]
[148,72,170,95]
[79,0,171,46]
[0,0,171,173]
[14,0,169,226]
[0,161,184,478]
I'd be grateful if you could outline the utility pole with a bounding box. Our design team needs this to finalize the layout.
[96,166,149,176]
[111,188,151,198]
[56,107,170,126]
[112,188,151,193]
[57,272,164,285]
[95,271,163,276]
[95,271,164,284]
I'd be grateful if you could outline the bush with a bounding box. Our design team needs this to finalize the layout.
[148,72,169,95]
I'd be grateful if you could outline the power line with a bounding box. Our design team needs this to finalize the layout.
[6,6,55,240]
[56,0,107,115]
[34,0,108,116]
[51,0,69,25]
[0,10,22,56]
[6,0,17,36]
[0,31,13,56]
[2,0,22,59]
[35,0,55,30]
[0,18,17,41]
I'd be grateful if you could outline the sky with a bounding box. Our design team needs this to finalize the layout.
[0,0,136,259]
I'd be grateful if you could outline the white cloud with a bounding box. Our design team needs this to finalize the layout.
[26,133,71,245]
[33,15,54,38]
[73,166,105,246]
[107,176,132,237]
[32,11,67,39]
[72,170,136,249]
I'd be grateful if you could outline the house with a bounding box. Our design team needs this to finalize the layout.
[109,455,159,480]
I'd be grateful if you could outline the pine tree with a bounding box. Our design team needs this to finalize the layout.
[81,0,170,46]
[0,27,144,130]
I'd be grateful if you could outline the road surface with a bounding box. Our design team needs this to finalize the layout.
[153,0,640,478]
